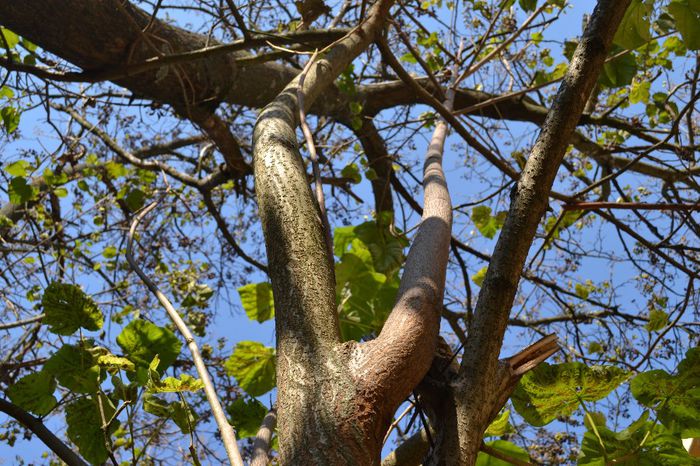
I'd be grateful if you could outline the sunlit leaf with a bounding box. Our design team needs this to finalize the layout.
[238,282,275,323]
[6,371,57,416]
[8,176,36,205]
[225,341,276,396]
[512,362,629,426]
[116,319,182,380]
[614,0,651,50]
[42,282,103,335]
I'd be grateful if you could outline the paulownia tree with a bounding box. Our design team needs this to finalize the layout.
[0,0,698,465]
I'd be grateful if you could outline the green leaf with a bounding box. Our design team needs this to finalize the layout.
[599,50,637,88]
[333,225,357,257]
[476,440,529,466]
[341,163,362,184]
[631,347,700,437]
[0,27,19,49]
[95,353,136,373]
[104,161,128,179]
[668,2,700,50]
[227,397,268,438]
[102,245,118,259]
[42,282,103,335]
[66,395,119,466]
[143,394,199,434]
[511,362,629,426]
[8,176,37,205]
[645,309,669,332]
[1,106,20,133]
[238,283,275,323]
[225,341,276,396]
[146,357,204,393]
[471,206,503,239]
[4,160,30,177]
[579,413,698,465]
[472,266,488,287]
[518,0,537,12]
[44,344,101,393]
[613,0,651,50]
[123,188,146,212]
[484,410,511,437]
[6,371,57,416]
[353,220,408,275]
[116,319,182,376]
[629,80,651,105]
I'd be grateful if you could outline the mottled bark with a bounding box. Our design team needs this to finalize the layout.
[252,1,400,462]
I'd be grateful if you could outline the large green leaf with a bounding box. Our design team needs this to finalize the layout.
[668,2,700,50]
[599,49,637,88]
[578,411,698,465]
[144,394,198,434]
[476,440,529,466]
[335,245,398,341]
[238,282,275,322]
[1,106,20,134]
[224,341,276,396]
[41,282,103,335]
[116,319,182,376]
[44,344,101,393]
[631,347,700,437]
[342,216,408,274]
[613,0,651,50]
[227,397,268,439]
[6,371,57,416]
[8,176,37,205]
[66,395,119,466]
[511,362,629,426]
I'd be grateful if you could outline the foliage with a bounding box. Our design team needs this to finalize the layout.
[0,0,698,464]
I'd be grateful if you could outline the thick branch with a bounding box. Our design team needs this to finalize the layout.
[251,0,394,462]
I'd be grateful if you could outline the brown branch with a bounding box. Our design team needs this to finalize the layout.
[563,202,700,211]
[0,398,89,466]
[0,28,348,84]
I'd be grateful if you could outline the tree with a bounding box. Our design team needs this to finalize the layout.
[0,0,698,465]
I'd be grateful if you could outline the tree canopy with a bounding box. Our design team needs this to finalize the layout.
[0,0,698,465]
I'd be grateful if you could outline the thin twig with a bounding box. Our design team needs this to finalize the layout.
[126,197,244,466]
[563,202,700,211]
[0,313,44,330]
